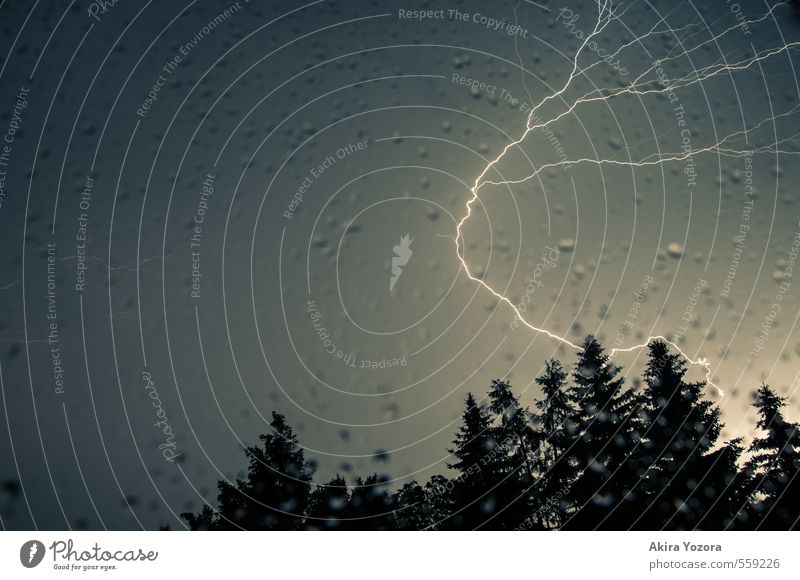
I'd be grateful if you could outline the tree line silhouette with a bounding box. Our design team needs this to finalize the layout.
[183,337,800,530]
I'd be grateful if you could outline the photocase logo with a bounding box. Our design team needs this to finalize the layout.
[389,233,413,291]
[20,540,45,568]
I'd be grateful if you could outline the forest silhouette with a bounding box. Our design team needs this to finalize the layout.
[183,337,800,530]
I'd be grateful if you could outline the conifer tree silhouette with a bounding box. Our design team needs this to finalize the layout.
[488,379,536,477]
[561,336,644,530]
[633,340,723,530]
[445,392,511,529]
[740,385,800,530]
[183,412,312,530]
[532,359,578,528]
[486,379,538,528]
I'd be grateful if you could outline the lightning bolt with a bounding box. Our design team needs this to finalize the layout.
[450,0,800,395]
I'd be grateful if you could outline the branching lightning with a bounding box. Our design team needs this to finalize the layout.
[452,1,800,395]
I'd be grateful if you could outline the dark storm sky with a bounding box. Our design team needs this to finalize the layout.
[1,0,799,529]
